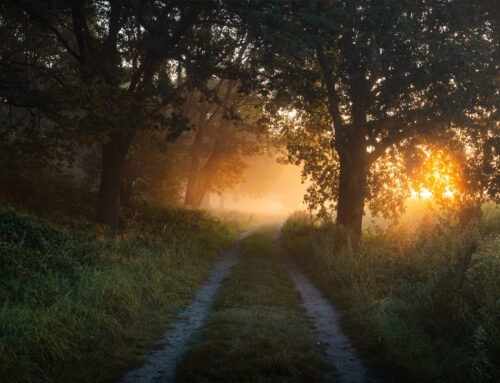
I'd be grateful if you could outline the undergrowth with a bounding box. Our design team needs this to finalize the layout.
[281,204,500,383]
[175,227,333,383]
[0,205,237,382]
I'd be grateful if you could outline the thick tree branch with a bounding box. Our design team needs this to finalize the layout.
[315,42,343,131]
[49,23,84,64]
[107,0,122,50]
[22,5,84,65]
[70,2,92,64]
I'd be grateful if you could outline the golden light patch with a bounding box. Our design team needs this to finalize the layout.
[410,150,461,200]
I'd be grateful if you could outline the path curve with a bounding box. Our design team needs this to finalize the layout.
[274,227,380,383]
[121,229,255,383]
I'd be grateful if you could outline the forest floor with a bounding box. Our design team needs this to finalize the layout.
[121,227,373,383]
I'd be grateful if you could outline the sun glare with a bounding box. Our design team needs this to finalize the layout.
[412,188,433,199]
[410,150,460,200]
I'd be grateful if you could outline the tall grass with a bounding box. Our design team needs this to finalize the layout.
[0,205,237,382]
[281,205,500,383]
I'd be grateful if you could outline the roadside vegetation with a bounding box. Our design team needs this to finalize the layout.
[210,210,287,231]
[175,228,334,383]
[281,204,500,383]
[0,204,237,383]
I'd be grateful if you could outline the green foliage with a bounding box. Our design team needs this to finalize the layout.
[0,206,237,382]
[281,210,500,382]
[121,202,236,247]
[0,166,98,221]
[0,206,68,248]
[251,1,499,224]
[467,236,500,381]
[0,207,82,306]
[176,228,332,383]
[121,131,186,207]
[480,202,500,236]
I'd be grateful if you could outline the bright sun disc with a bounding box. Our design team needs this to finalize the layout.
[410,149,460,200]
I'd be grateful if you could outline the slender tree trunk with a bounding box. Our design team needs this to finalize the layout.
[336,137,368,240]
[120,178,133,207]
[193,187,207,208]
[193,124,227,209]
[120,155,133,207]
[97,131,134,228]
[201,192,211,209]
[218,194,224,210]
[184,124,207,207]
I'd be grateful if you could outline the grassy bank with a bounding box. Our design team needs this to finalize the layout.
[175,227,333,383]
[0,205,237,382]
[281,206,500,382]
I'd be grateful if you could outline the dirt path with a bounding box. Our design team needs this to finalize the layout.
[121,230,255,383]
[274,228,379,383]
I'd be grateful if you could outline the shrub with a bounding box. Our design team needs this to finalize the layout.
[281,207,500,382]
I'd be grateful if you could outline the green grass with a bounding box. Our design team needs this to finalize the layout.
[281,207,500,383]
[0,205,238,382]
[208,209,286,231]
[175,227,333,383]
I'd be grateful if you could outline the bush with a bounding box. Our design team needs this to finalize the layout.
[281,208,500,382]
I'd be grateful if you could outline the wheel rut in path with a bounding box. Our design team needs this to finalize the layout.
[121,229,255,383]
[273,227,380,383]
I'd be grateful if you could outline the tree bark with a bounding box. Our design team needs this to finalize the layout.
[335,130,368,241]
[193,122,228,209]
[193,186,207,208]
[184,80,235,208]
[119,155,134,207]
[97,131,134,228]
[184,125,205,207]
[201,192,211,209]
[336,156,367,239]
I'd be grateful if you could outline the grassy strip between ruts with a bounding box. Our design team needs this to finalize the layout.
[0,205,238,383]
[175,227,334,383]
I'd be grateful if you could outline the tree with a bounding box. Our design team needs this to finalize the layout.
[0,2,80,197]
[245,0,499,239]
[3,0,237,227]
[119,131,185,207]
[181,78,268,209]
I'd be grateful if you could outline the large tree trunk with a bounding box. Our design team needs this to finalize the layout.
[194,125,227,209]
[97,131,134,228]
[336,136,368,240]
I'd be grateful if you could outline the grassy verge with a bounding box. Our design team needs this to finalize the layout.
[0,205,238,382]
[208,209,286,231]
[281,207,500,383]
[175,227,333,383]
